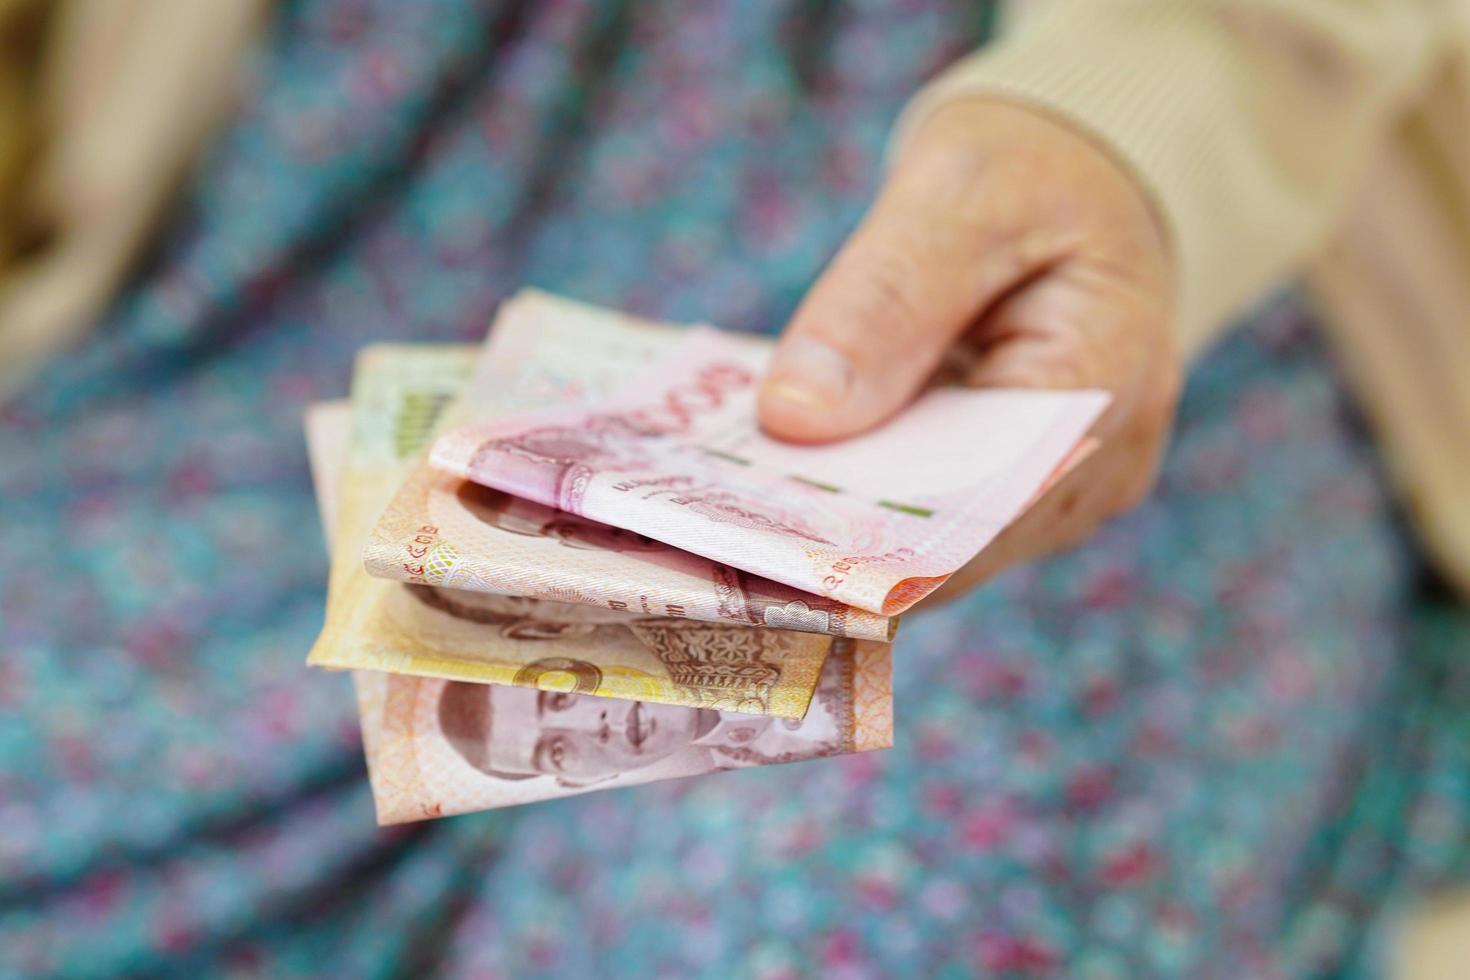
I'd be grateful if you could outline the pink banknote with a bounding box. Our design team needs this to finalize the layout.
[433,328,1109,615]
[359,293,894,642]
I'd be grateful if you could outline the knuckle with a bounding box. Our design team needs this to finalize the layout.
[1046,342,1092,390]
[824,244,930,349]
[977,335,1091,391]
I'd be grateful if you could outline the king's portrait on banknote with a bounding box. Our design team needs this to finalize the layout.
[433,647,854,788]
[355,635,892,823]
[451,480,666,557]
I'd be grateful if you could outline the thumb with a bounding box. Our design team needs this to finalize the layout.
[757,143,1053,443]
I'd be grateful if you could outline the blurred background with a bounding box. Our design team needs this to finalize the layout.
[0,0,268,397]
[1,1,1466,977]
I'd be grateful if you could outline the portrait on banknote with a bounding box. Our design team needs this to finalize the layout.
[452,480,666,555]
[434,648,852,788]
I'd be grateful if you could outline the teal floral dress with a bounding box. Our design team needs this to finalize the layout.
[2,1,1466,977]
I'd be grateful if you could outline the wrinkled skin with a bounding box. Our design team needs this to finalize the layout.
[758,99,1181,600]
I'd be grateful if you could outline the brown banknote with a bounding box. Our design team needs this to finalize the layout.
[305,316,836,717]
[354,635,892,824]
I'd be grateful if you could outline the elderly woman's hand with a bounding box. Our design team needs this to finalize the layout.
[758,99,1181,601]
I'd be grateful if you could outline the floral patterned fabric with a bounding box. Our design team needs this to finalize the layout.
[2,1,1466,977]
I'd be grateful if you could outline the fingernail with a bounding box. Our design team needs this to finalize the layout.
[762,338,853,410]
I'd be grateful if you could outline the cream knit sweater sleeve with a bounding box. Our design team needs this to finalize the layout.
[895,0,1456,355]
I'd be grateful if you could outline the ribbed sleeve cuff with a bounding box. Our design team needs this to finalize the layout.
[891,5,1286,356]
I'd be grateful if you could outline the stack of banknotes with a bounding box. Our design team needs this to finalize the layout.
[303,290,1107,824]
